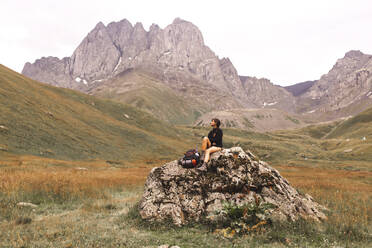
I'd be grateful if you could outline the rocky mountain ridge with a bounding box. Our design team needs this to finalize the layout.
[22,18,372,125]
[240,76,296,112]
[22,18,295,118]
[23,19,246,105]
[294,50,372,120]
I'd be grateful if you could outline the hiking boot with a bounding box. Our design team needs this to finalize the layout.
[196,162,207,172]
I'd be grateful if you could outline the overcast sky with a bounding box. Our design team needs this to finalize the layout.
[1,0,372,86]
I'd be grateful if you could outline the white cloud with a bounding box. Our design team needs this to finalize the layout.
[1,0,372,86]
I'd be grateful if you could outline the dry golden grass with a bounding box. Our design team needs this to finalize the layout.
[1,155,370,228]
[276,165,372,228]
[0,155,153,201]
[0,156,371,247]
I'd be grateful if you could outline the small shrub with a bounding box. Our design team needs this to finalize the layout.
[285,115,300,124]
[104,203,117,210]
[253,114,265,120]
[213,195,276,237]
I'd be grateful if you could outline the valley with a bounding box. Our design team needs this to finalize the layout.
[1,15,372,247]
[1,65,371,246]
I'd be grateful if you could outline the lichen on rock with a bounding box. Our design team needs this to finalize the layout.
[139,147,327,226]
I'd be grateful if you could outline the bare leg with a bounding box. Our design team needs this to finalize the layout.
[204,146,222,163]
[202,137,211,151]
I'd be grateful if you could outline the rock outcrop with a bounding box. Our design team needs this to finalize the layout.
[23,57,73,88]
[240,76,296,112]
[139,147,327,226]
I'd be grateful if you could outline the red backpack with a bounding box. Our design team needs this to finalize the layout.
[179,149,201,168]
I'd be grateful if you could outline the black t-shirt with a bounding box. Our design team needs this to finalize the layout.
[208,128,223,147]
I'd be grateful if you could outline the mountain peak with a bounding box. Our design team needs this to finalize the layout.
[107,19,133,29]
[172,17,187,24]
[93,21,106,30]
[118,18,131,25]
[134,22,145,29]
[149,23,160,31]
[344,50,364,58]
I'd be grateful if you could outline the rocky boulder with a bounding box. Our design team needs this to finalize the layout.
[139,147,327,226]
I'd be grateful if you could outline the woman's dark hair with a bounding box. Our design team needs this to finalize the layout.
[212,118,221,128]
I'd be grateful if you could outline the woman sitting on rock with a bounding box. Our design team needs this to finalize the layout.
[199,118,223,169]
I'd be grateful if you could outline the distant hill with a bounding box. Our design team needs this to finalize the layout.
[239,76,296,112]
[326,106,372,139]
[87,69,212,124]
[194,108,305,132]
[284,80,316,97]
[0,65,191,161]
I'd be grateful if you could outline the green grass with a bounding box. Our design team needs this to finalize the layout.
[285,115,300,124]
[2,188,369,248]
[92,70,205,125]
[297,122,338,139]
[243,117,255,129]
[327,107,372,139]
[0,65,194,161]
[179,121,372,169]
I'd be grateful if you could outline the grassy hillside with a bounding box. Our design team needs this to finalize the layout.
[89,69,204,125]
[0,64,193,161]
[296,94,372,123]
[194,108,306,132]
[181,119,372,170]
[326,106,372,139]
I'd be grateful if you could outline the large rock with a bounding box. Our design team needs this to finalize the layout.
[139,147,327,226]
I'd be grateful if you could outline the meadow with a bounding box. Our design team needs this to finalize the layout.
[1,126,371,247]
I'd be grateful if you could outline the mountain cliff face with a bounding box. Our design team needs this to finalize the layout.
[296,50,372,118]
[240,76,296,112]
[22,18,250,110]
[23,56,73,88]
